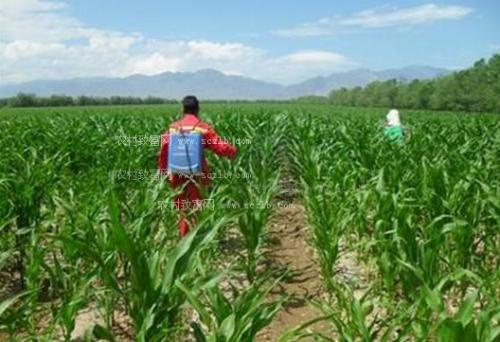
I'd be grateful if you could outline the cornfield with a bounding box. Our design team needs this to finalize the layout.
[0,104,499,341]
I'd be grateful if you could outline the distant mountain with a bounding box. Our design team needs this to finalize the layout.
[0,66,450,99]
[284,66,451,97]
[0,69,284,99]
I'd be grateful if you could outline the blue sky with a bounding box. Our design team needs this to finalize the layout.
[1,0,499,84]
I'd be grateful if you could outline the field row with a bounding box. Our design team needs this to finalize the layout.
[0,104,499,341]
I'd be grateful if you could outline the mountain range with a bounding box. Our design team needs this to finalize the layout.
[0,66,450,99]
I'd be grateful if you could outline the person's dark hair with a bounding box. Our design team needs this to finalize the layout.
[182,95,199,114]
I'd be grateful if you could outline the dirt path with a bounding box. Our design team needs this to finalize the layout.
[259,203,328,341]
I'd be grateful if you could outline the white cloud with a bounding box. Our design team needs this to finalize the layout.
[185,41,263,60]
[127,53,184,75]
[280,51,349,64]
[0,0,93,42]
[4,40,65,59]
[342,4,472,27]
[274,4,473,37]
[0,0,353,84]
[1,0,67,13]
[261,51,354,84]
[124,40,266,78]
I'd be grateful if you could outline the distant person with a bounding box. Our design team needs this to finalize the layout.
[384,109,405,143]
[158,95,238,237]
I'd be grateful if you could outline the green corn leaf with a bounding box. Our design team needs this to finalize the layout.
[455,290,478,326]
[0,291,28,317]
[422,284,444,313]
[92,324,115,341]
[176,279,212,325]
[438,318,464,342]
[219,313,236,339]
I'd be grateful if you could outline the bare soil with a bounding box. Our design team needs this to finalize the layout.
[258,203,329,341]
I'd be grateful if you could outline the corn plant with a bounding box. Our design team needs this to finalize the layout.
[2,148,63,289]
[178,273,286,342]
[279,287,396,342]
[289,118,352,295]
[404,269,500,341]
[0,104,499,341]
[230,166,280,282]
[59,188,229,341]
[223,114,285,282]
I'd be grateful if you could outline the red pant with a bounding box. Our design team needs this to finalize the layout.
[173,182,202,237]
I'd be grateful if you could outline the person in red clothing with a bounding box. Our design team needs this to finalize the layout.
[158,96,238,237]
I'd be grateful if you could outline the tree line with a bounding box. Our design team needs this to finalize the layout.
[0,94,298,108]
[0,94,178,107]
[327,54,500,113]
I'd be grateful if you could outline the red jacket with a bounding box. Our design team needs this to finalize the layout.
[158,113,238,186]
